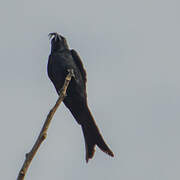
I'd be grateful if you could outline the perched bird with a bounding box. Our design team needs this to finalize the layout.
[47,32,114,162]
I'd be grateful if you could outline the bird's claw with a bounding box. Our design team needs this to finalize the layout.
[67,69,75,78]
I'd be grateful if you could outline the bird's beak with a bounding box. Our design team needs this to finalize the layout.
[48,32,61,41]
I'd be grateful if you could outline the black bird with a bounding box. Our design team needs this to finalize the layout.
[47,32,114,162]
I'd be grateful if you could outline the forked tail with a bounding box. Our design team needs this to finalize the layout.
[81,107,114,162]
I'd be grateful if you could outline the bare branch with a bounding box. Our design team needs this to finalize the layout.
[17,69,74,180]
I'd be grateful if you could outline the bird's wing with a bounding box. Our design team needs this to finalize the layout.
[47,54,53,81]
[71,49,87,84]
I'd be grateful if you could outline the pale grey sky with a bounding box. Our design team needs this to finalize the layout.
[0,0,180,180]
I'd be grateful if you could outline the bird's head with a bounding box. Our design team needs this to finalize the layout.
[49,32,69,52]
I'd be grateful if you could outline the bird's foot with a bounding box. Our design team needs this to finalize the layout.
[67,69,75,78]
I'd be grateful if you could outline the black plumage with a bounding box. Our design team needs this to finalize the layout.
[47,32,114,162]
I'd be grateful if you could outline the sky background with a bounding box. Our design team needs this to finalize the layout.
[0,0,180,179]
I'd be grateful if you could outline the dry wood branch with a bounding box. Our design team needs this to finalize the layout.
[17,69,74,180]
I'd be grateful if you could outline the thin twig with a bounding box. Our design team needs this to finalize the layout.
[17,69,74,180]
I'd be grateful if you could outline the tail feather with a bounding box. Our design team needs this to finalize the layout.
[81,107,114,162]
[64,100,114,162]
[82,124,96,162]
